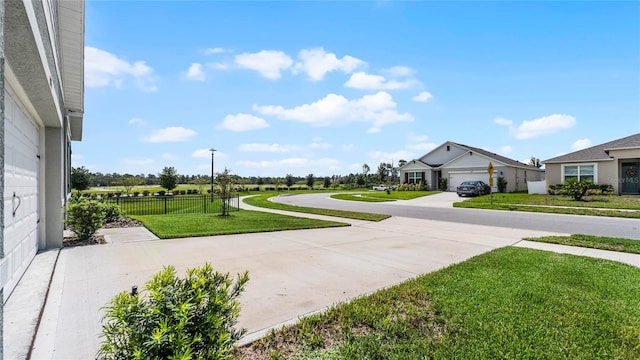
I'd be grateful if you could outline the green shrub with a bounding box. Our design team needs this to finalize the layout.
[599,184,614,195]
[103,203,123,223]
[66,198,107,240]
[439,178,448,191]
[497,176,508,193]
[563,179,598,201]
[97,264,249,360]
[547,184,565,195]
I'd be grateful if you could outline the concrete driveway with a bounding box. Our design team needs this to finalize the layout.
[25,213,562,359]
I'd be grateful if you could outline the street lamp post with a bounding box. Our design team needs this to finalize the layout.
[210,148,216,199]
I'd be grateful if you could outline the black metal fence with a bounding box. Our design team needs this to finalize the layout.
[103,194,240,216]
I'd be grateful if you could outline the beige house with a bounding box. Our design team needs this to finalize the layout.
[399,141,544,192]
[543,133,640,195]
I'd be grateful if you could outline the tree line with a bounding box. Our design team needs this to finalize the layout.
[71,161,406,192]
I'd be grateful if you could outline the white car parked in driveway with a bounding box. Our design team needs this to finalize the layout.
[372,184,388,191]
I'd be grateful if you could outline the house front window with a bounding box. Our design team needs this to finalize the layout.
[408,171,421,184]
[563,164,595,182]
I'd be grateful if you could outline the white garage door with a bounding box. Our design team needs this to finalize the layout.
[2,86,41,301]
[449,171,490,191]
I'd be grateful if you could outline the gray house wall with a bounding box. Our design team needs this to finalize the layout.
[0,0,5,355]
[2,1,84,356]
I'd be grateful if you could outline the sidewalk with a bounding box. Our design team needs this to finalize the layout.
[4,204,640,359]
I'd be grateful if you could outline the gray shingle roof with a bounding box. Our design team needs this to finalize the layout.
[543,133,640,163]
[451,142,541,170]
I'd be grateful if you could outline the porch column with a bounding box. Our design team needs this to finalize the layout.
[44,127,64,249]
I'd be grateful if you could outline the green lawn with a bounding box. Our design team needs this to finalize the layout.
[460,193,640,209]
[454,193,640,218]
[243,194,390,221]
[237,247,640,359]
[331,191,441,202]
[133,210,349,239]
[524,234,640,254]
[330,194,394,202]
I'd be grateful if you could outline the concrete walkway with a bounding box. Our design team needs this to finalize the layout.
[4,202,640,359]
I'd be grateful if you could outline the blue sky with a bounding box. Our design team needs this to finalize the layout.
[75,1,640,177]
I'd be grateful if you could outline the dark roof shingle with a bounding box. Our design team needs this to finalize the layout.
[543,133,640,163]
[451,142,540,170]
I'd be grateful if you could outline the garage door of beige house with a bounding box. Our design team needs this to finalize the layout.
[449,171,491,191]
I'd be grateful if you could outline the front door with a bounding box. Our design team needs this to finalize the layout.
[621,161,640,194]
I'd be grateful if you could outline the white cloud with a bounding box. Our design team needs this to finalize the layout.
[407,142,437,151]
[85,46,157,91]
[204,47,228,55]
[368,150,415,164]
[192,148,218,159]
[345,72,418,90]
[207,62,230,70]
[412,91,433,102]
[237,158,309,169]
[140,127,197,143]
[571,138,592,151]
[235,50,293,79]
[384,66,413,77]
[128,117,146,126]
[294,47,365,81]
[498,146,513,154]
[494,117,513,126]
[162,153,176,160]
[515,114,576,139]
[348,163,363,172]
[185,63,206,81]
[309,140,332,149]
[239,140,331,153]
[239,143,298,153]
[254,91,413,132]
[406,133,436,152]
[236,157,341,172]
[217,113,269,132]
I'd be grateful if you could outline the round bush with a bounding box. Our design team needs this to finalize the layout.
[97,264,249,360]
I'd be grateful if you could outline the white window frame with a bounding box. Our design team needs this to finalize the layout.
[408,171,421,184]
[561,163,597,183]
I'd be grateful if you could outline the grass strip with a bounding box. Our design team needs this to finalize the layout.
[133,210,349,239]
[331,194,394,202]
[363,191,441,200]
[332,191,441,202]
[238,247,640,359]
[523,234,640,254]
[243,194,390,221]
[453,201,640,218]
[461,193,640,210]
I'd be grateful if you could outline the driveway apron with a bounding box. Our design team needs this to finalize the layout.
[30,214,562,359]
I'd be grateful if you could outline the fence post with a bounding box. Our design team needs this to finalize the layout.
[164,196,167,214]
[203,195,207,213]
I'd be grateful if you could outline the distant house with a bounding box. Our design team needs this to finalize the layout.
[543,133,640,195]
[1,0,85,306]
[399,141,543,192]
